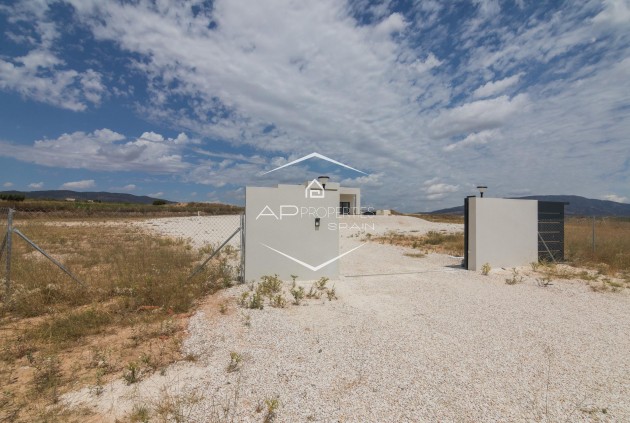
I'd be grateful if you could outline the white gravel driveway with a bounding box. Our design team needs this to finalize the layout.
[64,216,630,422]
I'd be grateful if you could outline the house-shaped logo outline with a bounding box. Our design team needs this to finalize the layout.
[305,179,325,199]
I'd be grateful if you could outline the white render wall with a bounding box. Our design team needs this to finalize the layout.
[339,187,360,215]
[245,184,340,281]
[468,198,538,271]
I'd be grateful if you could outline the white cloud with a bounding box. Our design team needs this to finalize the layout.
[3,182,13,187]
[0,47,105,111]
[0,129,189,173]
[28,182,44,189]
[148,192,164,198]
[0,1,628,211]
[603,194,628,203]
[422,180,459,200]
[593,0,630,25]
[444,129,500,152]
[472,74,523,99]
[430,94,529,139]
[61,179,96,190]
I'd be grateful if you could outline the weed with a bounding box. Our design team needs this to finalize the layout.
[123,361,141,385]
[530,261,540,271]
[90,368,105,397]
[258,275,283,298]
[327,286,337,301]
[315,277,329,290]
[290,284,305,305]
[505,268,524,285]
[154,389,202,423]
[32,355,61,402]
[248,292,264,310]
[227,352,243,373]
[536,276,553,288]
[264,397,279,423]
[305,285,321,299]
[129,404,151,422]
[271,294,287,308]
[219,302,228,314]
[242,313,251,327]
[481,263,491,276]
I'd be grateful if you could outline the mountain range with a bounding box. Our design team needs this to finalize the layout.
[0,190,171,205]
[428,195,630,217]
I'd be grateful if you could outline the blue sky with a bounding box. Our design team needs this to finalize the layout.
[0,0,629,211]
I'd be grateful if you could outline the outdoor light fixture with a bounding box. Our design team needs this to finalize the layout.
[315,217,321,228]
[318,175,330,189]
[477,185,487,198]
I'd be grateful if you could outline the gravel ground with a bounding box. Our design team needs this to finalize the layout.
[133,215,242,248]
[63,216,630,422]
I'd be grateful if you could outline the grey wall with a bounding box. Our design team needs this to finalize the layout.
[245,184,340,281]
[468,198,538,270]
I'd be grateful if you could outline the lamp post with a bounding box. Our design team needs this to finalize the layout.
[318,175,330,189]
[477,185,487,198]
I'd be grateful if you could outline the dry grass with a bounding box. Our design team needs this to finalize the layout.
[370,230,464,256]
[0,218,238,422]
[2,199,242,218]
[406,213,464,224]
[565,217,630,277]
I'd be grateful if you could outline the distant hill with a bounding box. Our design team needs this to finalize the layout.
[426,195,630,217]
[0,190,172,205]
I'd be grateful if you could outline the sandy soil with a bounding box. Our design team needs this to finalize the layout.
[63,215,630,422]
[133,215,242,248]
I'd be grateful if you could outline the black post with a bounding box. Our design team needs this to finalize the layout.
[463,197,470,269]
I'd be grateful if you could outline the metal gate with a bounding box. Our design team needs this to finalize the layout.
[538,201,566,262]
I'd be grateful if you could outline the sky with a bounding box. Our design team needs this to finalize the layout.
[0,0,629,212]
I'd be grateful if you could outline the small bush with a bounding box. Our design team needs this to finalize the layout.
[505,268,524,285]
[264,397,279,423]
[481,263,491,276]
[123,361,141,385]
[271,294,287,308]
[258,275,283,298]
[290,284,305,305]
[227,352,242,373]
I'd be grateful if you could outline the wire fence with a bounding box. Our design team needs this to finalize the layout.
[0,207,244,306]
[0,208,9,298]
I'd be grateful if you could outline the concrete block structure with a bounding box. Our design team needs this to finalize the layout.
[466,197,538,271]
[245,181,360,281]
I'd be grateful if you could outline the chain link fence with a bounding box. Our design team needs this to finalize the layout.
[0,208,9,298]
[0,205,244,307]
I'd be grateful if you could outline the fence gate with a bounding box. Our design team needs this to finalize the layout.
[538,201,566,262]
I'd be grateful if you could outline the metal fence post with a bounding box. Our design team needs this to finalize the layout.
[592,216,595,254]
[5,208,13,299]
[240,213,245,283]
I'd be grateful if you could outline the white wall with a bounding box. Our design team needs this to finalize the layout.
[468,198,538,271]
[340,187,360,214]
[245,184,340,281]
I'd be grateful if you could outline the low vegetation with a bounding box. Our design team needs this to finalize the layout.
[0,218,238,422]
[406,213,464,224]
[565,217,630,276]
[239,275,337,309]
[369,230,464,256]
[1,198,242,218]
